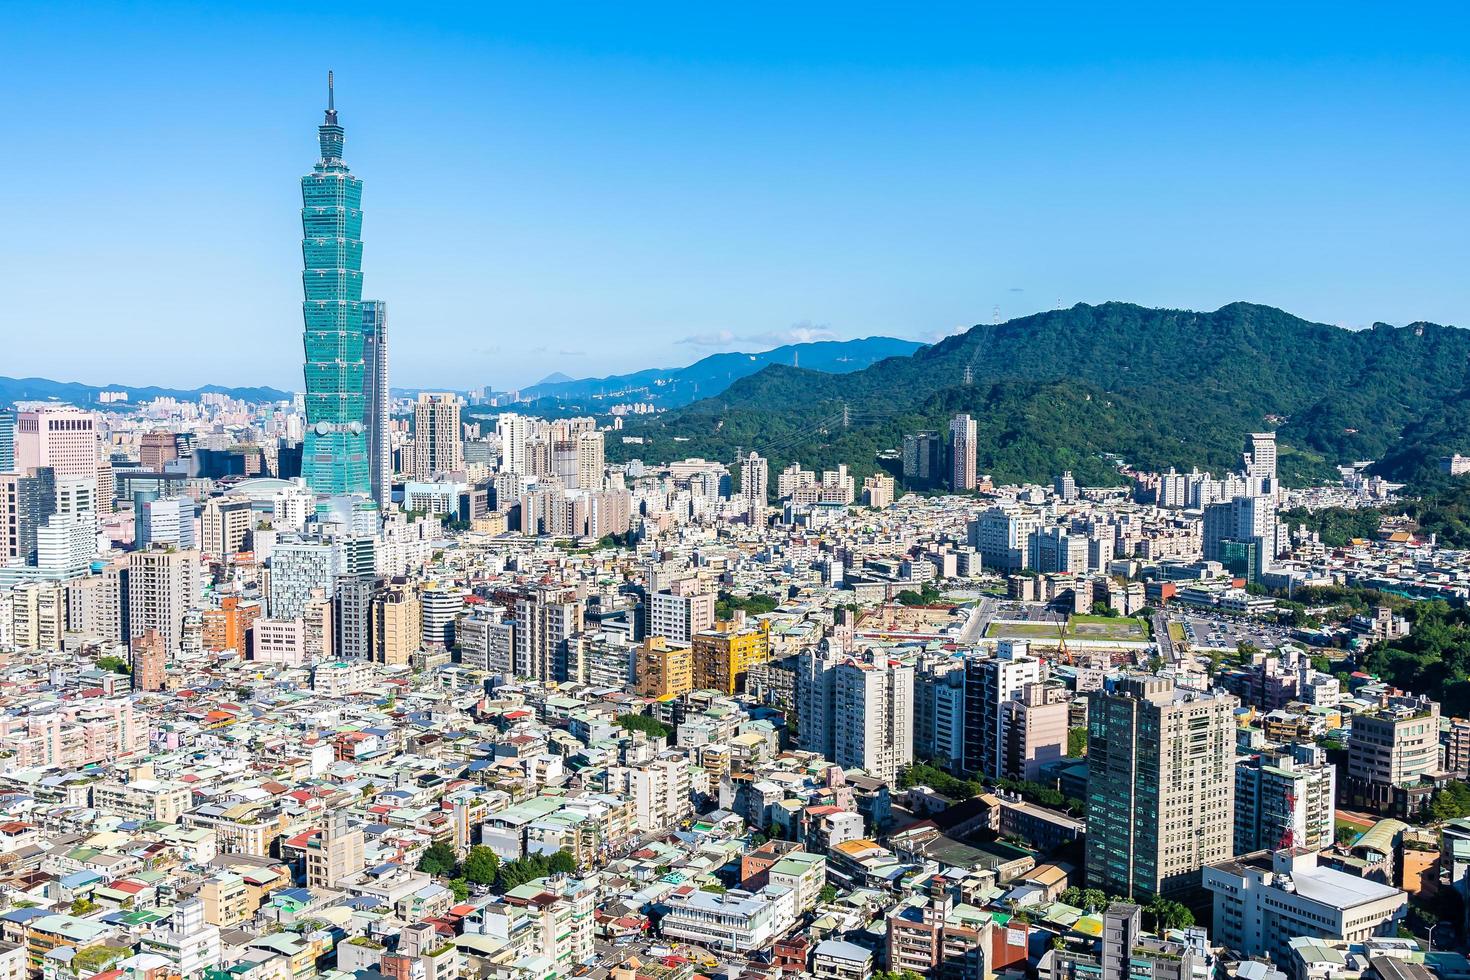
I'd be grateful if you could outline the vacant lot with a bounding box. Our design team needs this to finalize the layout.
[1065,615,1150,640]
[985,621,1064,639]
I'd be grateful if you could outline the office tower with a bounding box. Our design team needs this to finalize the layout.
[0,408,12,471]
[268,538,336,619]
[199,496,253,557]
[1245,431,1278,484]
[634,635,694,698]
[692,617,770,695]
[138,495,196,550]
[333,575,375,660]
[1203,492,1278,581]
[140,431,179,471]
[36,513,98,577]
[14,405,98,485]
[576,430,605,490]
[131,629,167,692]
[0,468,56,565]
[833,649,914,782]
[1027,525,1089,574]
[300,73,370,496]
[514,584,583,682]
[648,589,716,645]
[1085,675,1237,901]
[371,580,421,665]
[307,811,364,888]
[128,546,201,653]
[412,392,463,479]
[903,431,944,488]
[949,413,977,491]
[1055,470,1078,502]
[739,451,769,513]
[1234,744,1337,856]
[1343,693,1440,812]
[967,503,1042,572]
[360,300,391,508]
[962,641,1044,777]
[497,413,530,475]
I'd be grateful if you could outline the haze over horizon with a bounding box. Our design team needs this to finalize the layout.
[5,1,1469,390]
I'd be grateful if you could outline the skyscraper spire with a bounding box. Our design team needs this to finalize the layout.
[325,70,337,125]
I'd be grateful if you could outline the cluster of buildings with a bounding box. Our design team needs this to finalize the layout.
[9,76,1470,980]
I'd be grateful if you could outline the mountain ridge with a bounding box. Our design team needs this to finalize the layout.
[0,376,293,408]
[610,301,1470,489]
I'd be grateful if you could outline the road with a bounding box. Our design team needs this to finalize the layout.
[959,597,998,644]
[1153,610,1178,664]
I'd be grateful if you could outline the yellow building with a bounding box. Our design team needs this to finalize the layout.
[634,636,694,699]
[371,582,421,666]
[692,618,770,695]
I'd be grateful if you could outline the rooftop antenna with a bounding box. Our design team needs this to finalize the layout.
[992,305,1001,325]
[324,70,338,125]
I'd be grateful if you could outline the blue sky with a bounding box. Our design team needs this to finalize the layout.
[4,2,1469,390]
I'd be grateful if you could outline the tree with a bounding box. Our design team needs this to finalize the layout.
[819,884,838,905]
[417,841,458,877]
[463,845,500,885]
[96,655,130,675]
[547,850,577,875]
[1067,727,1088,758]
[616,713,672,740]
[449,877,469,902]
[1148,897,1195,931]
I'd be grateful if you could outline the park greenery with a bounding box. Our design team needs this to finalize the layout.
[616,713,673,740]
[417,843,577,895]
[1359,601,1470,716]
[715,591,781,619]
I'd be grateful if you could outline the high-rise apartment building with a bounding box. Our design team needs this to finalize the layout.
[301,74,370,496]
[692,617,770,695]
[832,650,914,782]
[497,413,530,476]
[648,589,716,645]
[371,580,421,666]
[1343,693,1440,813]
[131,629,167,692]
[201,595,260,654]
[412,393,463,479]
[269,539,336,619]
[128,546,201,653]
[1245,431,1278,483]
[514,585,583,682]
[634,636,694,699]
[740,452,769,514]
[949,413,977,491]
[1234,744,1337,855]
[1085,675,1237,901]
[360,300,391,509]
[963,641,1044,777]
[333,575,375,661]
[575,430,606,490]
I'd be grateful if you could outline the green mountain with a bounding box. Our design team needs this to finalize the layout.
[611,302,1470,489]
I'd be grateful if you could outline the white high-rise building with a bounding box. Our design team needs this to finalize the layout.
[360,300,392,510]
[648,589,716,645]
[740,452,768,515]
[269,539,336,620]
[497,413,530,476]
[1246,432,1278,483]
[833,649,914,782]
[950,413,977,491]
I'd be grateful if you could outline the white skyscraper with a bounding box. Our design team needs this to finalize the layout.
[360,300,392,510]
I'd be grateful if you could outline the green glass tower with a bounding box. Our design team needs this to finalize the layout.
[301,72,369,496]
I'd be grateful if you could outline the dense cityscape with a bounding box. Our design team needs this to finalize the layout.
[4,54,1470,980]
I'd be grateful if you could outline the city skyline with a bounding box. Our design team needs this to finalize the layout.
[5,3,1470,390]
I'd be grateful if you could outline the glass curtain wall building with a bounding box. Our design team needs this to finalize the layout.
[301,72,370,495]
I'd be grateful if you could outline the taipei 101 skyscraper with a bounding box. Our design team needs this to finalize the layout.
[300,72,370,496]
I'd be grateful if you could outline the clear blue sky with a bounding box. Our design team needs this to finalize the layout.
[4,2,1469,391]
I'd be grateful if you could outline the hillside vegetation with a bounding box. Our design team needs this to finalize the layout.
[611,302,1470,490]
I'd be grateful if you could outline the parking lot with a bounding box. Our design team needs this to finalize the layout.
[1173,612,1293,651]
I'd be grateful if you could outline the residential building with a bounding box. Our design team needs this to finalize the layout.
[692,617,771,695]
[833,649,914,782]
[1085,675,1237,900]
[648,589,716,645]
[950,414,977,491]
[412,392,464,479]
[634,635,694,699]
[128,545,200,653]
